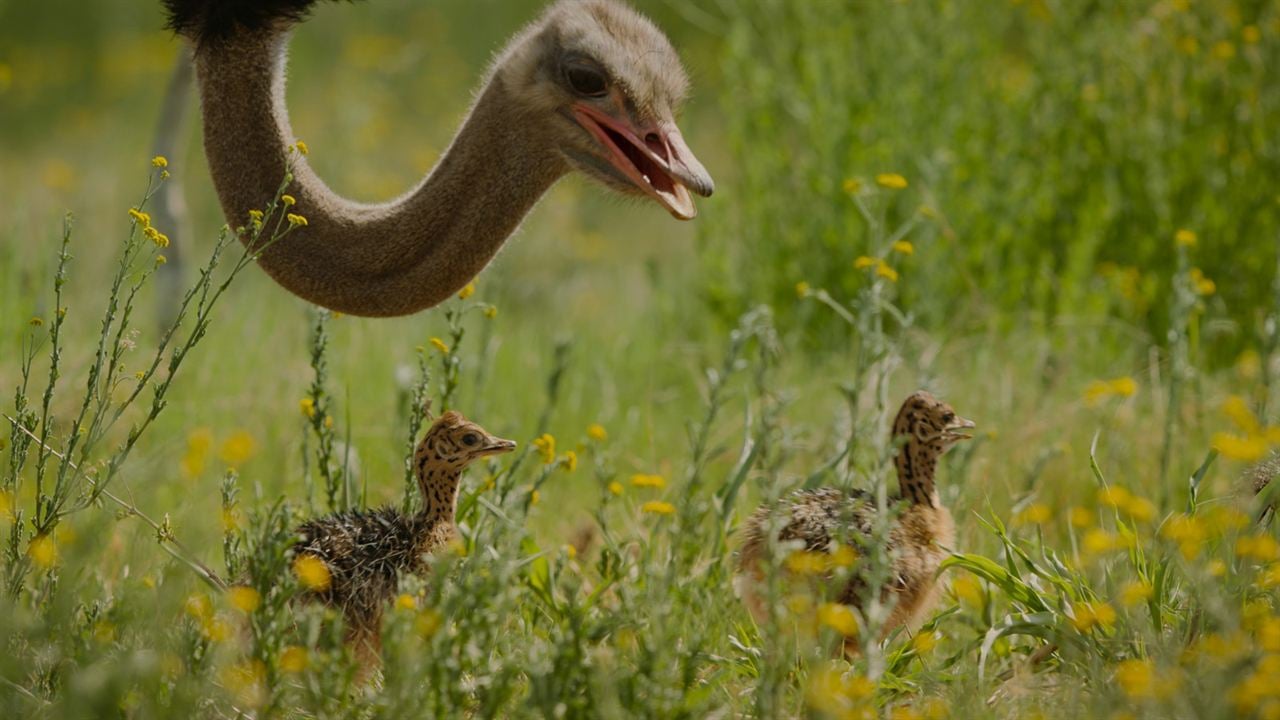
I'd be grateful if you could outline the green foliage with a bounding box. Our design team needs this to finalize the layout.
[702,0,1279,362]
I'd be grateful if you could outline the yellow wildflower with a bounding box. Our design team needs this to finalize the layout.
[128,208,151,227]
[300,397,316,419]
[561,450,578,473]
[786,550,830,575]
[286,213,307,227]
[396,594,417,610]
[483,305,498,319]
[1212,41,1236,60]
[1098,486,1132,508]
[608,481,623,496]
[641,500,676,516]
[854,256,877,270]
[795,281,811,298]
[293,554,332,591]
[1161,514,1206,560]
[829,543,858,568]
[892,240,914,255]
[1243,26,1260,44]
[1120,580,1153,607]
[457,281,476,300]
[0,490,12,520]
[220,659,266,708]
[1085,377,1137,405]
[1213,432,1270,462]
[429,337,449,355]
[221,508,242,532]
[876,173,909,190]
[228,586,261,614]
[817,603,860,637]
[143,226,170,248]
[951,575,984,606]
[1121,496,1156,523]
[630,473,666,489]
[806,664,875,718]
[1189,268,1216,296]
[1115,659,1156,698]
[155,255,167,265]
[912,630,940,654]
[532,434,555,464]
[151,155,168,168]
[218,430,257,467]
[1014,503,1052,526]
[1174,229,1197,247]
[1236,534,1280,562]
[1069,506,1095,528]
[281,194,297,207]
[1082,528,1119,556]
[184,593,213,622]
[279,646,309,673]
[1071,601,1116,632]
[416,608,443,638]
[294,140,309,155]
[587,423,608,442]
[28,535,56,568]
[842,178,863,194]
[29,317,43,327]
[247,209,264,223]
[528,488,540,505]
[875,261,899,282]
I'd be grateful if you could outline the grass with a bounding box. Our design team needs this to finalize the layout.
[2,0,1280,717]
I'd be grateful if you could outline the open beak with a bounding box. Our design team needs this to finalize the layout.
[571,103,714,221]
[481,438,517,457]
[943,417,977,443]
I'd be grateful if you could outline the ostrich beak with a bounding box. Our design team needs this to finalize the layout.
[480,438,517,457]
[571,103,714,221]
[943,417,977,443]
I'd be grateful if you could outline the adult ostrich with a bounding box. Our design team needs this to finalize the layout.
[163,0,714,317]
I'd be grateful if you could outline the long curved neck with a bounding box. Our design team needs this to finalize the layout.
[193,31,569,317]
[895,440,939,507]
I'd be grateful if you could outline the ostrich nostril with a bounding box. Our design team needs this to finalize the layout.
[644,132,667,161]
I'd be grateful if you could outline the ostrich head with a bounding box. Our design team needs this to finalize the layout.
[893,392,976,457]
[497,0,714,220]
[420,411,517,470]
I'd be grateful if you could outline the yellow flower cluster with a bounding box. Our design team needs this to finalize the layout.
[875,173,909,190]
[458,281,476,300]
[641,500,675,515]
[817,603,860,637]
[1070,600,1117,632]
[785,545,857,575]
[299,397,317,419]
[1174,228,1197,247]
[286,213,308,228]
[228,586,261,614]
[1212,395,1280,462]
[806,663,876,719]
[293,554,332,591]
[532,434,555,464]
[1189,267,1216,296]
[587,423,608,441]
[854,256,899,283]
[560,450,578,473]
[630,473,666,489]
[795,281,812,298]
[1083,376,1137,405]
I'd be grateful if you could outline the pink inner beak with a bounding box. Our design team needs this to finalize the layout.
[571,103,712,221]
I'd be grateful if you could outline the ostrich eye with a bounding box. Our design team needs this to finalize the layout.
[462,433,479,447]
[565,64,609,98]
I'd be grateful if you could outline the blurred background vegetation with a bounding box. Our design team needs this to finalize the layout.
[0,0,1279,714]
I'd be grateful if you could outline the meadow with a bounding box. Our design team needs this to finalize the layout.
[1,0,1279,717]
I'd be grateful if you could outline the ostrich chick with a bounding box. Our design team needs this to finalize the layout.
[292,411,515,669]
[736,391,975,641]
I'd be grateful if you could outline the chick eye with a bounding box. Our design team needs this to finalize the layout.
[565,64,609,98]
[462,433,478,446]
[942,412,955,423]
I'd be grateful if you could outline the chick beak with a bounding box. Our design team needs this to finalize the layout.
[482,438,517,456]
[946,417,977,442]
